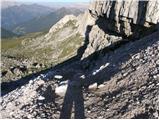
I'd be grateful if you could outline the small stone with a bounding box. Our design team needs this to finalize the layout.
[100,65,105,70]
[153,112,158,118]
[98,84,105,89]
[106,108,110,111]
[29,80,33,84]
[123,72,128,77]
[80,75,86,79]
[92,71,97,75]
[12,67,22,75]
[153,75,158,79]
[37,80,45,85]
[41,113,46,117]
[38,103,43,105]
[54,75,63,79]
[104,63,110,67]
[33,111,37,115]
[38,96,45,100]
[20,86,25,89]
[40,74,46,78]
[98,116,103,119]
[55,85,68,96]
[88,83,97,90]
[9,112,14,116]
[136,101,140,104]
[87,110,91,113]
[136,66,140,70]
[27,114,32,119]
[135,54,140,59]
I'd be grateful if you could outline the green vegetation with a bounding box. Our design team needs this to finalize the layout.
[63,20,77,28]
[2,32,45,50]
[1,22,84,82]
[59,33,83,58]
[1,38,22,50]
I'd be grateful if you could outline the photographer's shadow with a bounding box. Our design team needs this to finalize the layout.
[60,76,85,119]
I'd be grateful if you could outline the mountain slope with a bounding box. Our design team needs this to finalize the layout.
[1,15,83,83]
[1,27,18,38]
[1,31,158,119]
[12,7,83,34]
[1,4,54,30]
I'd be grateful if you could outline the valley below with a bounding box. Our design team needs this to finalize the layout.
[1,16,83,84]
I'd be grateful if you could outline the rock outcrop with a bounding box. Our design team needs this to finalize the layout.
[79,0,159,59]
[88,0,159,25]
[45,15,78,39]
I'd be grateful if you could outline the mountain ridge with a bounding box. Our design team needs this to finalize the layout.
[11,7,83,35]
[1,4,54,30]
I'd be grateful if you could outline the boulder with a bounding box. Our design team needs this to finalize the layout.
[88,83,98,90]
[38,96,45,101]
[55,84,68,97]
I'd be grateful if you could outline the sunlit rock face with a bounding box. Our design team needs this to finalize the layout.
[88,0,159,35]
[79,0,159,59]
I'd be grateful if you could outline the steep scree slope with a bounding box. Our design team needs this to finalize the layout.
[0,31,158,119]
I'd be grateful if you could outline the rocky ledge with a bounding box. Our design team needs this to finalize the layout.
[79,0,159,59]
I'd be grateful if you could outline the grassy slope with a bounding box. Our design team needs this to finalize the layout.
[1,20,84,82]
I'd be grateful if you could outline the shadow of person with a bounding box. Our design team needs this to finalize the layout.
[76,25,93,60]
[60,73,85,119]
[59,25,93,119]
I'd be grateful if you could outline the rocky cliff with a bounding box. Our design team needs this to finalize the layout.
[79,0,159,59]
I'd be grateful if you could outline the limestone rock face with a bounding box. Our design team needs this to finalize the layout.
[81,25,122,59]
[88,0,159,26]
[79,0,159,59]
[45,15,78,39]
[49,15,77,33]
[77,10,96,36]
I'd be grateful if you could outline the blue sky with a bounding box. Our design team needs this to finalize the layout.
[14,0,90,2]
